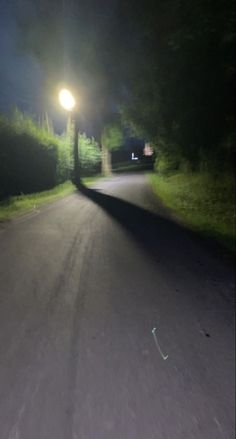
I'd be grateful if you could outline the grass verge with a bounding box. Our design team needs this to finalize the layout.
[0,175,102,221]
[0,181,75,221]
[149,172,235,251]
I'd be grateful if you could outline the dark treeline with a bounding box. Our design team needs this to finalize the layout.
[2,0,235,196]
[115,0,235,173]
[22,0,234,173]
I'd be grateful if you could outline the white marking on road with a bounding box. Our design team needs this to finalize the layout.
[7,404,25,439]
[152,327,168,360]
[214,417,223,432]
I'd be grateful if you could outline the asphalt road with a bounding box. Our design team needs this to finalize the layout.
[0,174,235,439]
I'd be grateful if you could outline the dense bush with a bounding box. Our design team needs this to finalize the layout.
[0,110,101,199]
[0,115,60,198]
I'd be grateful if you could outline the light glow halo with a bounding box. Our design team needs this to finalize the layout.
[59,88,76,111]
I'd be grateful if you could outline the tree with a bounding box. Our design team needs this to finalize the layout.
[15,0,235,173]
[101,122,124,175]
[79,133,101,176]
[116,0,236,171]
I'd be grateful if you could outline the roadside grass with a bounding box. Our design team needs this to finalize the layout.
[149,172,235,251]
[0,175,102,221]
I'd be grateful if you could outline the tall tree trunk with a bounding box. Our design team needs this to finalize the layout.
[101,143,112,176]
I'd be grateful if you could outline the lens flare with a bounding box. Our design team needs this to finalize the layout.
[59,88,76,111]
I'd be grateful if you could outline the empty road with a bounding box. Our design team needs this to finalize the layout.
[0,174,235,439]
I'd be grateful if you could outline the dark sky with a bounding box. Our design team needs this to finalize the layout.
[0,0,44,114]
[0,0,121,136]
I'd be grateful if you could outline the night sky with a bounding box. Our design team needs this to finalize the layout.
[0,0,121,136]
[0,1,44,114]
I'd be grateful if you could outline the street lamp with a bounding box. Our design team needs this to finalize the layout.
[58,88,80,186]
[59,89,76,112]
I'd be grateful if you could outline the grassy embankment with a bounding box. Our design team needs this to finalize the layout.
[149,172,235,251]
[0,176,101,221]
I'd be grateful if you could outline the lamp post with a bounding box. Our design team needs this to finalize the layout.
[58,88,80,187]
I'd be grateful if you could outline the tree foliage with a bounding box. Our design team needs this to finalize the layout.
[0,109,101,199]
[0,111,59,198]
[14,0,235,173]
[79,132,101,176]
[101,123,124,151]
[100,121,124,175]
[116,0,236,172]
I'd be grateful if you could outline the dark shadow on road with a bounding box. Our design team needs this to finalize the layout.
[76,184,234,280]
[66,182,234,437]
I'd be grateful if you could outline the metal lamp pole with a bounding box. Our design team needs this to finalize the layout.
[72,113,81,187]
[59,88,81,188]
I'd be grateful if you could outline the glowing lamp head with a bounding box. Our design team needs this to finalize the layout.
[59,88,76,111]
